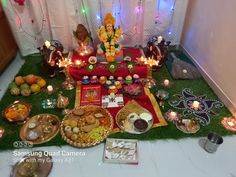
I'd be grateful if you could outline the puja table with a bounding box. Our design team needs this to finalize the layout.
[69,48,151,80]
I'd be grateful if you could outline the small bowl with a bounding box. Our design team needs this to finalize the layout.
[142,78,157,89]
[3,101,31,123]
[133,119,148,132]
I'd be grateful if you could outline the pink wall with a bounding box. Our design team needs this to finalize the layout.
[181,0,236,113]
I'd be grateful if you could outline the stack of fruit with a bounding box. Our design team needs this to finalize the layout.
[9,74,47,96]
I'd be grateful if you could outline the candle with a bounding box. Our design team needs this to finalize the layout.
[192,101,200,110]
[0,127,5,138]
[47,85,53,95]
[170,111,177,119]
[163,79,170,86]
[44,40,51,48]
[221,117,236,132]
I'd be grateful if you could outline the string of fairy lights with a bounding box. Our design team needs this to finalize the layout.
[76,0,177,42]
[6,0,177,47]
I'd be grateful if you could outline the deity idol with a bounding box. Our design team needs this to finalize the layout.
[73,24,94,56]
[97,13,123,62]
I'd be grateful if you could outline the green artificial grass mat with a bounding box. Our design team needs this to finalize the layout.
[0,51,235,151]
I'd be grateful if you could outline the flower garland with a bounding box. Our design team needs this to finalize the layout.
[98,26,122,57]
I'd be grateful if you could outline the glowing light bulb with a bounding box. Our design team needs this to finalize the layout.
[96,15,101,19]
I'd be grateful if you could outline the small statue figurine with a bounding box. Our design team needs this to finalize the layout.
[38,40,64,78]
[73,24,94,56]
[146,36,171,68]
[97,13,123,62]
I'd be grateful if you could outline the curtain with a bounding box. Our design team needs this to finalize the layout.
[2,0,188,56]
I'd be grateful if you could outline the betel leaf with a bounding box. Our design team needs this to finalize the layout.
[107,62,118,73]
[86,64,96,72]
[126,61,136,73]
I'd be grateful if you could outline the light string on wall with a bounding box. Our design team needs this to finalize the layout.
[114,0,144,42]
[167,0,176,37]
[72,0,81,24]
[155,0,161,24]
[97,0,103,23]
[9,0,46,42]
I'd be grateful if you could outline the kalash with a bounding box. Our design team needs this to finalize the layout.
[97,12,123,62]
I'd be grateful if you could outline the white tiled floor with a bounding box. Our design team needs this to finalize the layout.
[0,55,236,177]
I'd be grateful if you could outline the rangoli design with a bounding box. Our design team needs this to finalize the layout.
[168,88,223,126]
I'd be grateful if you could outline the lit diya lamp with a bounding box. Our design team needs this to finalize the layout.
[165,110,181,122]
[192,101,200,110]
[221,117,236,132]
[0,127,5,138]
[161,79,173,87]
[74,59,86,68]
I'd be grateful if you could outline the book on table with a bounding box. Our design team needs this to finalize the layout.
[80,85,101,106]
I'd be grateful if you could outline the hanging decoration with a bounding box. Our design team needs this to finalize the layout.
[5,0,185,55]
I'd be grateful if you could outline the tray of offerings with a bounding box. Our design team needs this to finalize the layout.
[61,105,114,148]
[20,114,60,144]
[116,100,153,134]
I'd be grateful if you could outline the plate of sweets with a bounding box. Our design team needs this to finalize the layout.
[61,105,114,148]
[116,100,153,134]
[103,138,138,164]
[20,114,60,144]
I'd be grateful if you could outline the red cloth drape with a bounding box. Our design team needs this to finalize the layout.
[69,48,148,80]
